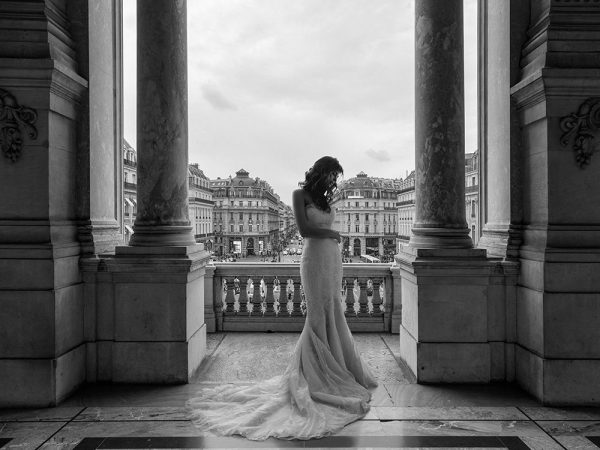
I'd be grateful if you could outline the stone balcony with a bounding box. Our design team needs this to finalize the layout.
[204,262,401,334]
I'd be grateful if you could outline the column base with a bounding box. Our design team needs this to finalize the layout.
[396,245,495,383]
[478,224,522,260]
[400,326,491,382]
[516,346,600,405]
[409,226,474,249]
[103,244,210,383]
[129,224,196,247]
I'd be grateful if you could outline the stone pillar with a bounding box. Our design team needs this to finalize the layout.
[108,0,209,383]
[69,0,125,255]
[477,0,527,259]
[511,1,600,405]
[396,0,498,384]
[129,0,195,247]
[0,0,88,406]
[409,0,472,249]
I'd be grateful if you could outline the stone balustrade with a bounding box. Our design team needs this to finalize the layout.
[204,263,399,333]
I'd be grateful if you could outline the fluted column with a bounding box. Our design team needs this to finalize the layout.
[410,0,472,249]
[130,0,195,247]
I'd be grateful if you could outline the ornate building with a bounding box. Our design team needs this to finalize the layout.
[188,164,215,251]
[333,172,401,261]
[465,150,480,246]
[210,169,280,257]
[123,139,137,243]
[397,170,415,244]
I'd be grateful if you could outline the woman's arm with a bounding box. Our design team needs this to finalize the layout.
[292,189,341,242]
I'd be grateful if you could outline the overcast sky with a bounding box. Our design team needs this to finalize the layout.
[123,0,478,206]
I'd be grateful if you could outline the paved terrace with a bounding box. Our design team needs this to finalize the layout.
[0,333,597,449]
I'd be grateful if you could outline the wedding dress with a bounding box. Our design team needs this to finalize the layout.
[187,204,377,440]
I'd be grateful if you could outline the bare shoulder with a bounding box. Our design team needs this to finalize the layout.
[292,189,311,205]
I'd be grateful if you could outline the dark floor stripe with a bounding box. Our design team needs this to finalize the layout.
[74,435,532,449]
[0,439,11,449]
[587,436,600,448]
[73,437,107,449]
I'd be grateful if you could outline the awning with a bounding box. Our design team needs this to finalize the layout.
[124,198,134,207]
[125,225,134,234]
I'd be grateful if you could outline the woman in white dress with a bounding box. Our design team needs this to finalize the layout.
[187,156,377,440]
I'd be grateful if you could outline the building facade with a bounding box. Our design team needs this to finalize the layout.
[397,170,415,245]
[333,172,400,262]
[211,169,281,257]
[123,140,137,243]
[188,163,215,251]
[465,150,480,246]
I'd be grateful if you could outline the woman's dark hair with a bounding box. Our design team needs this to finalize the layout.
[303,156,343,212]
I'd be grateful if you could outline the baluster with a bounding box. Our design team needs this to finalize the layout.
[286,278,295,316]
[366,278,375,316]
[292,278,303,315]
[272,276,281,317]
[340,278,348,309]
[221,278,229,313]
[246,277,254,316]
[372,278,384,314]
[379,279,386,313]
[300,283,307,316]
[345,277,355,316]
[233,277,241,314]
[252,277,262,316]
[352,278,361,316]
[358,278,369,316]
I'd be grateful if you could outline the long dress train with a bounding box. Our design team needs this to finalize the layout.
[186,204,377,440]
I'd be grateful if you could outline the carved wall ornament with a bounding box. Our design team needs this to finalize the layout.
[0,88,38,162]
[560,97,600,168]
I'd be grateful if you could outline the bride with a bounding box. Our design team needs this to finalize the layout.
[187,156,377,440]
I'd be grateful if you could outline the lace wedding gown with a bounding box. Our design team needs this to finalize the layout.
[187,204,377,440]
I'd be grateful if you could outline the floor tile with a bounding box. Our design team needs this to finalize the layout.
[370,384,394,407]
[0,407,83,422]
[553,435,598,450]
[521,406,600,421]
[73,406,190,422]
[379,419,546,437]
[373,406,528,421]
[536,420,600,436]
[41,421,214,449]
[384,383,539,407]
[0,421,66,449]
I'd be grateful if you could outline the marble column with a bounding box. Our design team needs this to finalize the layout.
[395,0,508,384]
[129,0,195,247]
[409,0,472,249]
[477,0,527,260]
[106,0,209,384]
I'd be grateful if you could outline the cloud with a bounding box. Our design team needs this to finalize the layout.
[365,148,392,162]
[201,85,238,111]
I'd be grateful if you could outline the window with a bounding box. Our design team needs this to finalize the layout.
[365,202,369,208]
[355,224,360,233]
[239,224,243,232]
[355,214,359,221]
[239,212,243,220]
[230,224,234,232]
[249,224,252,232]
[472,176,476,186]
[365,225,369,233]
[365,214,369,221]
[355,202,359,207]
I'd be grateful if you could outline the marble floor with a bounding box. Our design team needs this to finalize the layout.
[1,333,599,449]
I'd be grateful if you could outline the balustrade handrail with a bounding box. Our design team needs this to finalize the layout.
[207,262,397,333]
